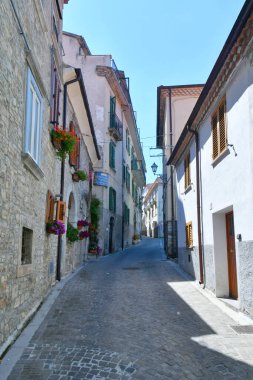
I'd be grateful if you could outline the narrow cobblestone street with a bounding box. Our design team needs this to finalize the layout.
[2,238,253,379]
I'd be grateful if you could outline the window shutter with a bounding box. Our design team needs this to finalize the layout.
[46,190,55,223]
[212,114,218,159]
[113,189,116,213]
[186,222,193,248]
[69,122,78,167]
[51,64,60,124]
[219,101,226,153]
[76,137,80,169]
[109,187,112,211]
[112,144,115,169]
[109,142,112,168]
[56,201,66,223]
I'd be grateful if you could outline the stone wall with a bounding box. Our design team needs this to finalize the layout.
[0,0,91,352]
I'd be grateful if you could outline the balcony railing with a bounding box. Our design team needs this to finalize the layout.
[109,113,123,141]
[111,59,131,104]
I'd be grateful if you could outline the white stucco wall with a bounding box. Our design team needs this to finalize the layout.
[175,56,253,315]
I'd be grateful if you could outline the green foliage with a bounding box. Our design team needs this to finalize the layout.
[75,170,87,181]
[90,197,101,228]
[66,223,79,242]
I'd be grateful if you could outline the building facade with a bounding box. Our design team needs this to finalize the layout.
[168,0,253,317]
[142,178,163,238]
[0,0,99,354]
[63,32,146,253]
[156,85,204,257]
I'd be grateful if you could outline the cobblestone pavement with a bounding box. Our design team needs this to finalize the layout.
[5,238,253,379]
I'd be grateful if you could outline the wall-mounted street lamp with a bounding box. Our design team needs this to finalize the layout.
[151,162,158,175]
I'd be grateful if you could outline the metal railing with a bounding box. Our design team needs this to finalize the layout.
[109,113,123,141]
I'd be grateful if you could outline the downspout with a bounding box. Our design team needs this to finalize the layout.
[168,89,176,258]
[187,125,204,285]
[121,109,125,251]
[56,72,81,281]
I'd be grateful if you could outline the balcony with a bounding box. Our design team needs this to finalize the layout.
[131,159,146,187]
[109,113,123,141]
[111,59,131,105]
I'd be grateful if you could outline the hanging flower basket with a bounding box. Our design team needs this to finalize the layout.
[51,126,77,160]
[77,219,90,230]
[46,221,66,235]
[72,170,88,182]
[79,230,90,240]
[72,173,80,182]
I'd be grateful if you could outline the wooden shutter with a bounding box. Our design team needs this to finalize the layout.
[56,201,66,223]
[186,222,193,248]
[46,191,55,223]
[69,122,78,167]
[212,114,219,160]
[184,153,190,189]
[219,101,226,153]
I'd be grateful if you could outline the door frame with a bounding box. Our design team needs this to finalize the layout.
[225,211,238,299]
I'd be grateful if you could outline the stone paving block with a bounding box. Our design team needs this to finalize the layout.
[4,239,253,379]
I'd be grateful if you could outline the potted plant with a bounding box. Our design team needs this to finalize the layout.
[46,221,66,235]
[66,223,79,242]
[72,170,88,182]
[51,125,77,160]
[77,219,90,230]
[132,233,140,244]
[79,230,90,240]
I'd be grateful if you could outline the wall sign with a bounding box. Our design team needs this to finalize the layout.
[93,172,109,187]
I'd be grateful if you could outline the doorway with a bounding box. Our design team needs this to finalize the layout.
[226,212,238,299]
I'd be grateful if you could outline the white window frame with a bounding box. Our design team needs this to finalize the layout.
[25,67,43,165]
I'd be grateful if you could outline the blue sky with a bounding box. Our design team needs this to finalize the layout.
[63,0,245,184]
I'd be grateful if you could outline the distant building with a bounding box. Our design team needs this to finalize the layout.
[142,178,163,238]
[156,84,204,257]
[168,0,253,317]
[63,32,146,253]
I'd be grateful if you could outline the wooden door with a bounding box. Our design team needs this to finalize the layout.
[226,212,238,299]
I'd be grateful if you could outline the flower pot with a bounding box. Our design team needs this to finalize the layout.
[52,138,62,150]
[72,173,80,182]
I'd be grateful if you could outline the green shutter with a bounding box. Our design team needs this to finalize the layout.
[109,187,112,211]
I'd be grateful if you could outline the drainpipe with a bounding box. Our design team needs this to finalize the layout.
[56,72,81,281]
[168,89,176,258]
[187,125,204,285]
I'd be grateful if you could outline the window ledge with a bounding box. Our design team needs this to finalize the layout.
[17,264,32,278]
[212,148,230,167]
[184,184,192,194]
[22,152,44,180]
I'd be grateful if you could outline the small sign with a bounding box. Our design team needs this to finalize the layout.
[93,172,109,187]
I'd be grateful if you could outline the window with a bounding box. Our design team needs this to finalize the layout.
[109,187,116,213]
[109,141,116,170]
[132,179,135,197]
[110,96,116,129]
[126,167,130,192]
[24,67,43,164]
[126,129,130,155]
[212,98,227,160]
[124,203,130,225]
[184,152,191,189]
[50,61,61,124]
[21,227,33,265]
[185,222,193,248]
[69,122,80,168]
[122,162,126,183]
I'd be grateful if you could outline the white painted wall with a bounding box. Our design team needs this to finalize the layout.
[175,55,253,314]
